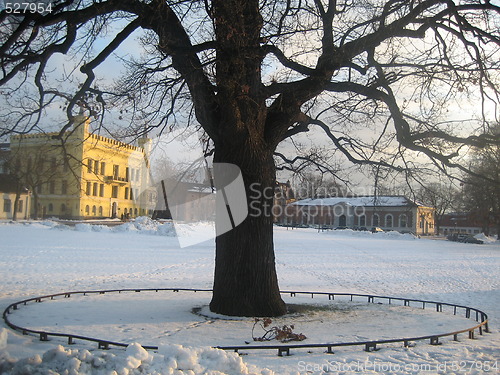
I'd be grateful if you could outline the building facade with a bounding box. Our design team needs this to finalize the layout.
[8,115,156,220]
[0,174,30,220]
[439,212,497,236]
[282,195,435,235]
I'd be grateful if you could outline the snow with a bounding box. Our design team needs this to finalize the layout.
[0,219,499,374]
[475,233,498,244]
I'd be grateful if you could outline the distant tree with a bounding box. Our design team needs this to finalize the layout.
[294,172,347,199]
[416,182,460,235]
[461,126,500,235]
[1,0,499,316]
[7,142,69,219]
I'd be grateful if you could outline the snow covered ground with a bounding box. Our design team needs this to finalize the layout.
[0,219,499,374]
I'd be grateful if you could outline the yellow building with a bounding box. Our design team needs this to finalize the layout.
[9,115,156,220]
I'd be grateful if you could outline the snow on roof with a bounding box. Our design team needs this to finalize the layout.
[290,195,424,207]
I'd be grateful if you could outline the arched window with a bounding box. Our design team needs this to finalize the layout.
[61,204,66,212]
[339,215,346,227]
[92,205,96,215]
[373,214,379,227]
[359,215,366,227]
[85,205,90,215]
[48,203,53,212]
[385,214,393,227]
[400,214,407,227]
[98,206,103,216]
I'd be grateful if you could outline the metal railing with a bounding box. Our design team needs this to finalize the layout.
[2,288,489,356]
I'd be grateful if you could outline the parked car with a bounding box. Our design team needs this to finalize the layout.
[462,236,484,244]
[371,227,384,233]
[447,233,483,244]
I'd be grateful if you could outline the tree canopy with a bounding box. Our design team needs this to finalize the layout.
[1,0,500,316]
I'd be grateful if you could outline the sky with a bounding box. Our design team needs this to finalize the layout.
[1,1,498,193]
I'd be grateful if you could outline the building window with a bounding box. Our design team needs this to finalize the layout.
[98,206,103,216]
[400,214,407,227]
[3,199,11,213]
[92,205,96,216]
[86,181,92,195]
[134,208,138,217]
[126,167,130,182]
[49,181,55,194]
[113,165,119,180]
[37,184,42,194]
[93,161,99,174]
[124,187,129,200]
[111,185,118,198]
[130,188,134,200]
[61,180,68,195]
[63,159,69,172]
[87,159,93,173]
[93,182,98,196]
[99,184,104,197]
[49,157,56,173]
[359,215,366,227]
[339,214,347,227]
[385,214,393,228]
[373,214,379,227]
[100,162,106,175]
[47,203,53,212]
[85,205,90,215]
[17,200,23,213]
[61,204,66,212]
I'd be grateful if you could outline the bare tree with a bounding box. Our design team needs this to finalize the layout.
[293,171,348,199]
[1,0,499,316]
[7,141,71,219]
[461,125,500,235]
[416,182,460,234]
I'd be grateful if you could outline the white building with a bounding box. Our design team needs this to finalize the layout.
[283,195,435,236]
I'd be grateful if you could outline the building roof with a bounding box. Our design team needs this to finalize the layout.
[290,195,426,208]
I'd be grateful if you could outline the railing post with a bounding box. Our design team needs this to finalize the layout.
[278,347,290,356]
[430,337,440,345]
[365,343,377,352]
[98,341,110,350]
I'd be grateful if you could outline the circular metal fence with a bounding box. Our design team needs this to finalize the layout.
[2,288,490,356]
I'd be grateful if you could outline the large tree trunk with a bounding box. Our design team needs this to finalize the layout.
[209,143,286,317]
[207,0,286,317]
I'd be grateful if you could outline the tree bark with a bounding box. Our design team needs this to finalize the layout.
[209,142,286,317]
[12,191,20,221]
[207,0,286,317]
